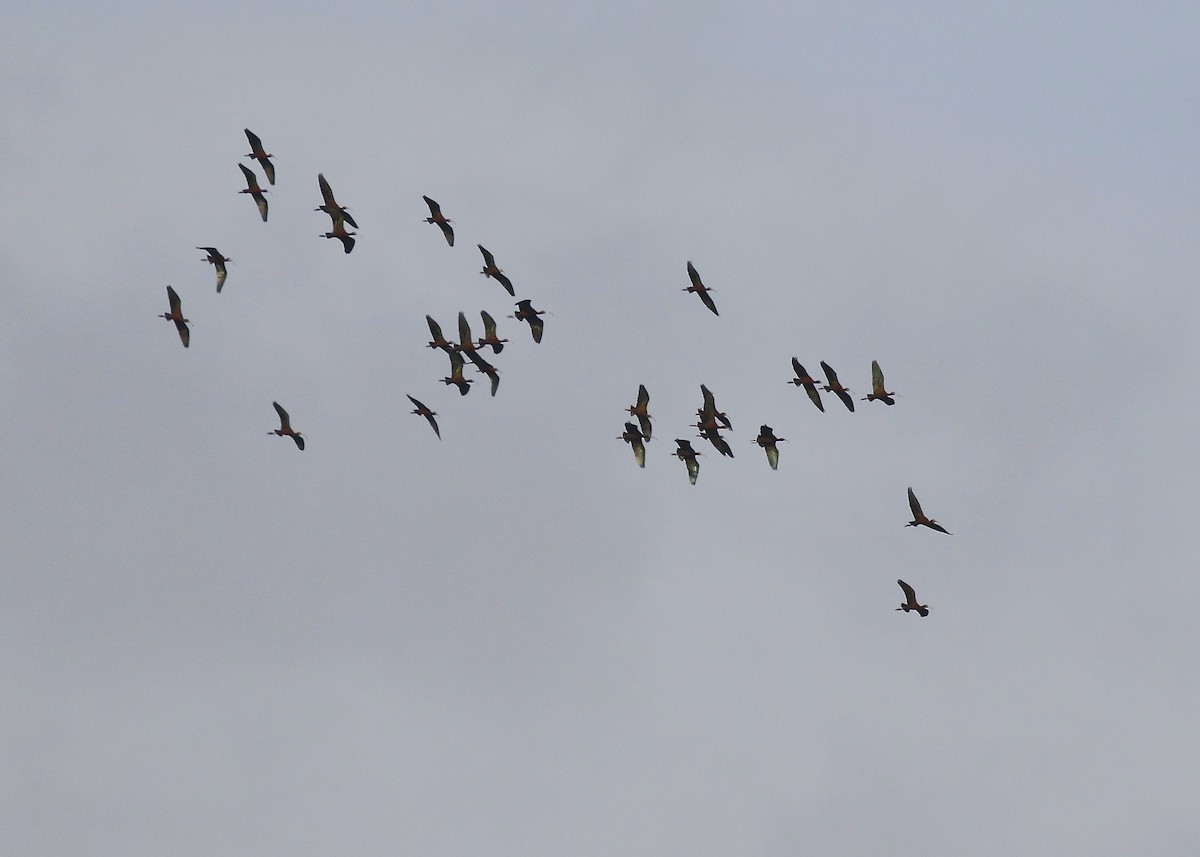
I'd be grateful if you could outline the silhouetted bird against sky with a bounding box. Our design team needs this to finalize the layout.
[627,384,652,441]
[820,360,855,412]
[618,422,647,468]
[426,315,454,352]
[478,245,515,296]
[753,425,785,470]
[238,163,268,222]
[197,247,230,293]
[684,260,719,316]
[243,128,275,185]
[512,299,545,343]
[465,349,500,396]
[674,439,701,484]
[407,395,440,439]
[320,217,356,254]
[906,487,951,534]
[441,350,473,396]
[422,196,454,246]
[789,358,825,412]
[896,579,929,616]
[476,310,508,354]
[269,402,304,450]
[159,285,189,348]
[862,360,896,406]
[316,173,357,228]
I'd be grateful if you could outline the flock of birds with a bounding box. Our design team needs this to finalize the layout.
[159,128,950,618]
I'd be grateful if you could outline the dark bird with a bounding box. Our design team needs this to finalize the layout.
[896,579,929,617]
[454,311,478,354]
[698,384,732,430]
[512,299,545,343]
[698,425,735,458]
[243,128,275,185]
[626,384,653,441]
[197,247,230,293]
[159,285,190,348]
[465,349,501,396]
[422,196,454,246]
[618,422,647,468]
[407,395,440,439]
[441,349,473,396]
[316,173,358,228]
[426,315,454,352]
[269,401,304,450]
[820,360,855,412]
[753,425,786,470]
[789,358,825,412]
[238,163,268,222]
[478,245,515,296]
[674,439,701,485]
[684,261,719,316]
[906,487,951,534]
[476,310,508,354]
[320,217,356,253]
[862,360,896,406]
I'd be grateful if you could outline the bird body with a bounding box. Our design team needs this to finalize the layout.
[442,349,473,395]
[316,173,358,228]
[896,579,929,616]
[753,424,785,470]
[465,349,501,396]
[478,245,515,295]
[627,384,652,441]
[618,422,646,468]
[789,358,825,412]
[159,285,190,347]
[197,247,230,293]
[684,260,719,315]
[906,487,951,534]
[512,299,545,343]
[422,196,454,246]
[476,310,508,354]
[407,395,441,439]
[320,217,356,253]
[426,315,453,352]
[863,360,896,405]
[238,163,268,222]
[269,401,304,449]
[243,128,275,185]
[674,439,701,484]
[819,360,855,412]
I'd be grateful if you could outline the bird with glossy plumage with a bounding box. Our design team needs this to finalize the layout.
[465,349,501,396]
[674,439,701,484]
[159,285,190,348]
[906,487,951,534]
[478,245,515,296]
[320,217,356,254]
[476,311,508,354]
[683,260,719,316]
[512,299,545,343]
[862,360,896,406]
[618,422,647,468]
[196,247,231,293]
[238,163,268,222]
[243,129,275,185]
[422,196,454,246]
[269,402,304,450]
[753,425,786,470]
[896,579,929,616]
[315,173,358,229]
[819,361,855,412]
[789,358,825,412]
[441,349,473,396]
[426,315,454,352]
[626,384,653,441]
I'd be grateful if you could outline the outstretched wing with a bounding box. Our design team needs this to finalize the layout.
[765,444,779,470]
[238,163,260,189]
[478,244,496,268]
[494,270,515,296]
[272,401,292,432]
[897,579,918,605]
[804,383,824,412]
[174,318,189,347]
[528,314,544,343]
[637,384,650,410]
[457,311,473,348]
[166,285,182,314]
[833,389,855,412]
[437,220,454,246]
[698,289,719,316]
[926,521,951,535]
[871,360,886,397]
[423,196,443,218]
[252,191,268,222]
[686,260,703,290]
[244,128,264,153]
[907,487,924,520]
[318,173,336,207]
[820,360,841,388]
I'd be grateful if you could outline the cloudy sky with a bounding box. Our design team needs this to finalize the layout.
[4,3,1200,855]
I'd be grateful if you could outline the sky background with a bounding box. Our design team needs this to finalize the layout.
[4,2,1200,855]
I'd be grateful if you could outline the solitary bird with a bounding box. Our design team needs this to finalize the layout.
[896,579,929,617]
[243,128,275,185]
[465,349,501,396]
[269,401,304,450]
[476,310,508,354]
[422,196,454,246]
[820,360,855,412]
[238,163,268,222]
[478,245,514,296]
[197,247,231,293]
[684,261,719,316]
[159,285,190,348]
[862,360,896,406]
[753,425,786,470]
[407,395,440,439]
[316,173,358,228]
[441,349,473,396]
[906,487,951,534]
[512,299,545,343]
[320,217,356,254]
[674,439,701,485]
[426,315,454,352]
[789,358,825,412]
[618,422,647,468]
[627,384,653,441]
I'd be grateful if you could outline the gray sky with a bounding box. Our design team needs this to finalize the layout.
[4,3,1200,855]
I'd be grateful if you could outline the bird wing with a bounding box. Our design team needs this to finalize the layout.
[636,413,652,441]
[633,437,646,468]
[318,173,336,207]
[637,384,650,410]
[804,383,825,411]
[686,457,699,484]
[766,445,779,470]
[494,271,515,296]
[197,246,219,256]
[447,349,465,374]
[478,245,495,267]
[834,389,855,412]
[907,487,924,520]
[465,349,494,373]
[238,163,260,189]
[700,385,717,420]
[897,579,918,605]
[273,401,291,431]
[214,263,227,293]
[675,439,696,455]
[253,192,268,222]
[528,314,544,343]
[686,261,703,290]
[926,521,952,535]
[457,311,473,347]
[406,394,427,412]
[293,435,305,451]
[437,220,454,246]
[259,156,275,186]
[423,196,442,218]
[244,128,264,153]
[339,233,354,253]
[426,412,441,439]
[486,369,500,397]
[698,289,719,316]
[481,310,498,337]
[426,315,447,345]
[871,360,886,397]
[820,360,841,388]
[167,285,182,314]
[174,318,189,347]
[791,358,806,379]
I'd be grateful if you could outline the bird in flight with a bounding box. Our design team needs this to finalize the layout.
[159,285,190,348]
[512,299,545,343]
[476,310,508,354]
[820,361,855,412]
[896,579,929,617]
[407,395,440,439]
[684,261,719,316]
[906,487,951,534]
[422,196,454,246]
[197,247,230,293]
[320,217,356,254]
[862,360,896,406]
[465,349,501,396]
[426,315,454,352]
[269,402,304,450]
[789,359,825,412]
[674,439,701,484]
[627,384,652,441]
[238,163,268,222]
[243,128,275,185]
[618,422,647,468]
[441,349,473,396]
[316,173,358,229]
[753,425,786,470]
[478,245,515,296]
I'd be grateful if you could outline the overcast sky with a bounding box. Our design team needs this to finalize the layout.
[4,3,1200,855]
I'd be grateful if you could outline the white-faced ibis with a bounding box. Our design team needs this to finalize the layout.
[426,315,453,352]
[454,311,478,354]
[407,395,440,439]
[789,358,825,412]
[478,245,515,296]
[819,361,855,412]
[159,285,190,348]
[862,360,896,406]
[627,384,652,441]
[423,196,454,246]
[618,422,646,468]
[316,173,358,228]
[476,310,508,354]
[441,349,473,396]
[269,401,304,450]
[684,261,719,316]
[753,425,786,470]
[674,439,701,484]
[512,299,545,343]
[197,247,230,293]
[907,487,951,534]
[896,580,929,616]
[238,163,268,222]
[465,349,500,396]
[320,217,356,254]
[243,129,275,185]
